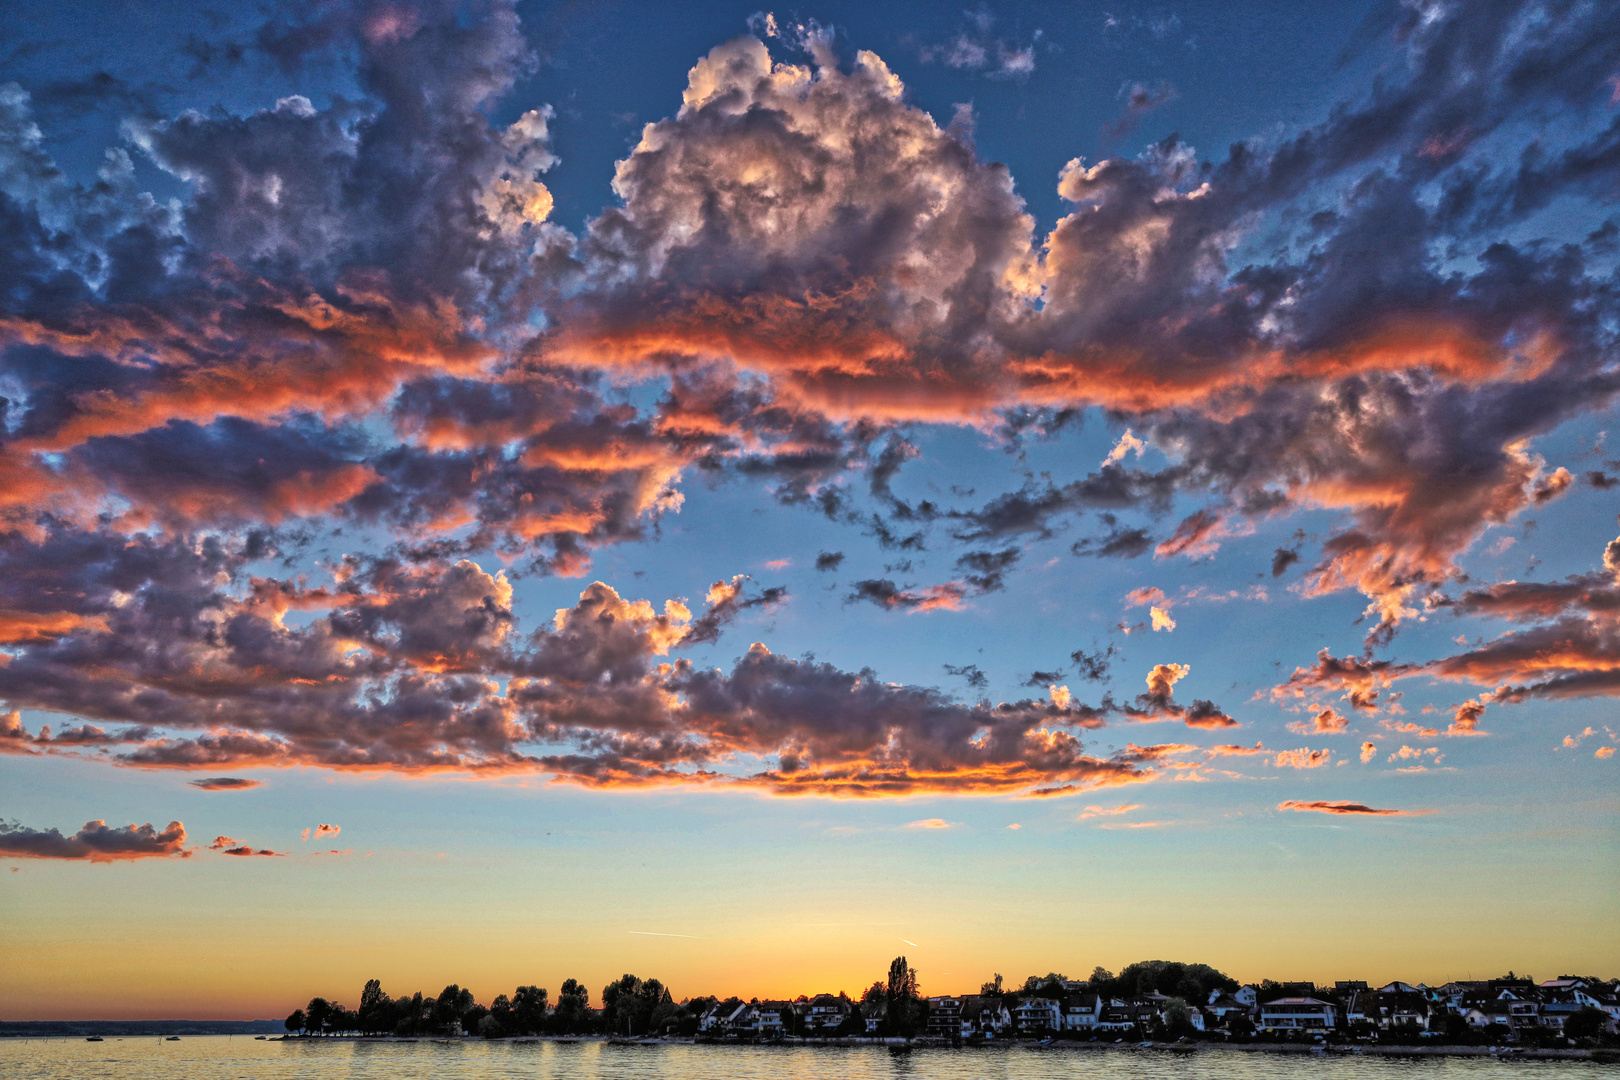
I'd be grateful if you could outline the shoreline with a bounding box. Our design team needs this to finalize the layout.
[261,1034,1615,1061]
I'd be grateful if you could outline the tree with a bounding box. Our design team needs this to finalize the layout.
[884,956,924,1038]
[284,1009,306,1035]
[433,985,473,1034]
[980,974,1004,997]
[1566,1006,1611,1041]
[554,978,592,1034]
[512,985,548,1035]
[603,973,647,1035]
[305,998,333,1036]
[489,994,513,1037]
[861,981,885,1005]
[358,979,392,1035]
[1162,998,1198,1040]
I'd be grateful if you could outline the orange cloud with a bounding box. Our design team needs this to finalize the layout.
[1274,748,1332,769]
[1205,742,1266,757]
[1277,800,1428,816]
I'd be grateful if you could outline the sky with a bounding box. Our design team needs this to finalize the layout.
[0,0,1616,1020]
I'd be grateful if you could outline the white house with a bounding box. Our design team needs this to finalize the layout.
[1258,997,1337,1031]
[1013,998,1061,1033]
[1062,994,1102,1030]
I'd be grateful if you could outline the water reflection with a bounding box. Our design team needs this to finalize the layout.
[0,1036,1605,1080]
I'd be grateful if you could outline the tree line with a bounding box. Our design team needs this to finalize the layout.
[280,957,1244,1039]
[282,956,934,1038]
[285,974,715,1038]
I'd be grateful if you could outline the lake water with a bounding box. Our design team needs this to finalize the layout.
[0,1037,1608,1080]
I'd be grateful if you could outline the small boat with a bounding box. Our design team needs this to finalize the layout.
[165,1036,181,1041]
[85,1036,103,1042]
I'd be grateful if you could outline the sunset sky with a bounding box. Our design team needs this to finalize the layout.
[1,0,1616,1020]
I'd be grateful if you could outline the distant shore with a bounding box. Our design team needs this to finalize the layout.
[261,1033,1615,1061]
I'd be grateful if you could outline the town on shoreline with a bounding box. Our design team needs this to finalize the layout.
[279,957,1619,1052]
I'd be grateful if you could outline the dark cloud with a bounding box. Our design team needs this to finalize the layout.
[813,550,845,572]
[0,818,189,861]
[1072,523,1154,560]
[1270,546,1302,578]
[188,777,263,791]
[943,663,987,690]
[1069,643,1117,682]
[953,547,1020,593]
[1277,800,1424,816]
[845,578,967,613]
[1022,670,1066,687]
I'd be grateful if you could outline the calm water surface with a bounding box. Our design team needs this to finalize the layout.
[1,1037,1611,1080]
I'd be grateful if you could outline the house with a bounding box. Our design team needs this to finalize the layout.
[925,997,963,1038]
[1539,990,1588,1032]
[1466,994,1540,1035]
[754,1001,789,1038]
[1013,997,1061,1034]
[958,996,1012,1038]
[861,999,885,1034]
[1095,1004,1159,1033]
[1348,988,1429,1031]
[804,993,852,1033]
[1206,994,1251,1023]
[1258,997,1337,1032]
[1062,994,1102,1030]
[698,1003,737,1033]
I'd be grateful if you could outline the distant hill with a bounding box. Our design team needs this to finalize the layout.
[0,1020,284,1038]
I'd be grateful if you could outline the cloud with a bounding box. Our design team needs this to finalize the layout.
[211,834,284,856]
[0,0,1613,805]
[1360,741,1377,764]
[1274,748,1332,769]
[814,551,845,572]
[0,818,188,861]
[301,823,341,841]
[1070,644,1117,682]
[845,578,968,613]
[1102,428,1147,467]
[905,818,951,829]
[1205,742,1266,757]
[1103,81,1176,139]
[1447,698,1488,737]
[1597,746,1616,759]
[188,777,263,791]
[1277,800,1426,816]
[1122,662,1239,729]
[1289,707,1350,736]
[943,663,988,690]
[1077,802,1140,819]
[1274,529,1620,713]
